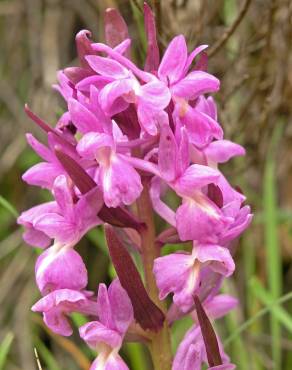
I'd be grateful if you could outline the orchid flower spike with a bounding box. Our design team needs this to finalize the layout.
[19,4,251,370]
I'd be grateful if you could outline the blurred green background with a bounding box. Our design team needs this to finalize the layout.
[0,0,292,369]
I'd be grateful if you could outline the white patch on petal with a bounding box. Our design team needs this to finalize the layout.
[36,244,63,291]
[186,259,201,294]
[193,192,220,219]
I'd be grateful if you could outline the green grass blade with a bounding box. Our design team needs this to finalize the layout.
[124,342,149,370]
[130,0,147,54]
[34,336,62,370]
[242,238,264,370]
[221,282,250,368]
[87,227,108,255]
[171,315,193,353]
[224,309,250,368]
[224,291,292,347]
[249,277,292,333]
[263,123,283,369]
[0,332,14,370]
[71,312,88,327]
[0,195,18,218]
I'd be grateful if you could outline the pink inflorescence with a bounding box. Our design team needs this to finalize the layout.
[18,4,251,370]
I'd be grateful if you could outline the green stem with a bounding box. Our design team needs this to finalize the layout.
[136,178,172,370]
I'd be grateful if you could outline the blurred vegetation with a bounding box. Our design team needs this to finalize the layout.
[0,0,292,369]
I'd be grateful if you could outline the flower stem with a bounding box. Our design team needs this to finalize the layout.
[136,178,172,370]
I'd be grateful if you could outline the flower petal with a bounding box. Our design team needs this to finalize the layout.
[172,71,220,100]
[173,326,203,370]
[175,126,190,177]
[139,80,171,112]
[90,353,129,370]
[158,124,177,181]
[76,75,113,93]
[68,98,104,133]
[79,321,122,349]
[175,105,223,148]
[97,283,114,329]
[23,228,51,248]
[85,56,129,79]
[158,35,187,84]
[77,133,113,160]
[174,164,220,197]
[183,45,208,74]
[99,79,132,116]
[203,294,238,320]
[196,244,235,277]
[33,213,75,244]
[22,162,62,189]
[176,196,230,243]
[44,307,73,336]
[153,251,194,300]
[52,175,74,216]
[35,247,88,295]
[205,140,245,164]
[99,155,142,208]
[18,202,59,227]
[26,133,53,162]
[150,177,176,227]
[32,289,88,336]
[108,279,133,335]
